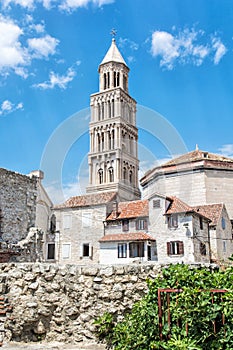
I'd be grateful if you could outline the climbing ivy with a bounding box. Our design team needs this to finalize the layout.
[94,264,233,349]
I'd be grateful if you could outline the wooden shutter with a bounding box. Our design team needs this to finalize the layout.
[178,241,184,255]
[135,220,139,230]
[167,242,171,255]
[144,219,148,230]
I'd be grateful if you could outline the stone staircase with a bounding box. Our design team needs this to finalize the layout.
[0,296,12,347]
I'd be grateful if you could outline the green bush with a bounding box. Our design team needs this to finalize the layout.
[94,264,233,349]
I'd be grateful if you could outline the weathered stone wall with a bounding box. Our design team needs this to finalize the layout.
[0,168,38,243]
[0,262,161,344]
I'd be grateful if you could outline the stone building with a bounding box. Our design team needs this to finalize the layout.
[140,149,233,220]
[99,199,157,264]
[54,38,141,264]
[86,37,141,201]
[53,192,118,264]
[0,168,52,261]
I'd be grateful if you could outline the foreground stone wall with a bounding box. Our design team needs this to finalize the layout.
[0,263,162,344]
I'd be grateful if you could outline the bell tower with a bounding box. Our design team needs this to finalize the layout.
[86,37,141,201]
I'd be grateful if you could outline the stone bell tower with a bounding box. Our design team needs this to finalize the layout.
[86,37,141,201]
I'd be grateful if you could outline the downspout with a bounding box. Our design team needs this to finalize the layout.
[207,221,212,263]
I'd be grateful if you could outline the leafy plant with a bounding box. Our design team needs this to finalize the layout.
[95,264,233,349]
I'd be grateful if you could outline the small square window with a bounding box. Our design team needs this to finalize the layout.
[200,242,206,256]
[122,219,129,232]
[47,243,55,260]
[62,244,71,259]
[167,215,178,228]
[199,217,203,230]
[222,217,226,230]
[153,199,160,208]
[167,241,184,255]
[223,240,227,253]
[136,219,148,230]
[81,243,92,258]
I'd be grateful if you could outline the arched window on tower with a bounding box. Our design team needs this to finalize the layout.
[97,133,101,152]
[101,102,104,120]
[98,168,103,184]
[114,72,116,87]
[108,100,111,118]
[109,167,114,182]
[112,130,115,149]
[116,72,120,86]
[123,75,127,91]
[112,99,115,117]
[98,104,101,121]
[101,132,104,151]
[107,72,110,88]
[123,167,127,181]
[104,73,107,90]
[129,170,133,184]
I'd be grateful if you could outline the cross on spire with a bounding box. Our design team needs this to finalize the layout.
[110,28,117,40]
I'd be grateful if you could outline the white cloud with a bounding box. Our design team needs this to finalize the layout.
[119,37,139,51]
[28,34,59,58]
[34,66,76,89]
[0,16,27,72]
[212,37,227,64]
[0,99,23,116]
[218,144,233,158]
[151,28,226,69]
[59,0,114,11]
[0,15,59,77]
[2,0,35,8]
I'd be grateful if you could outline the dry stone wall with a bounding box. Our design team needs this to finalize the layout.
[0,262,162,344]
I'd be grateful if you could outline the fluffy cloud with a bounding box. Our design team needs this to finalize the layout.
[28,35,59,58]
[218,144,233,158]
[2,0,114,10]
[34,66,76,89]
[0,16,27,71]
[0,15,59,77]
[0,99,23,115]
[151,28,227,69]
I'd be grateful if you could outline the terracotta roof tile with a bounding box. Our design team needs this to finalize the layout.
[106,199,148,220]
[163,150,233,167]
[165,196,193,215]
[192,203,224,226]
[99,232,155,242]
[55,191,117,209]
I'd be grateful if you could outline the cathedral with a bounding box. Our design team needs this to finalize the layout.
[1,37,233,265]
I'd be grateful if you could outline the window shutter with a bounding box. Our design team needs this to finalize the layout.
[167,242,171,255]
[89,244,93,258]
[178,241,184,255]
[144,219,148,230]
[136,220,139,230]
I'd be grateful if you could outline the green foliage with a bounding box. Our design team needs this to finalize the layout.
[95,264,233,349]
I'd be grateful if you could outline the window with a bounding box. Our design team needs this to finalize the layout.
[222,217,226,230]
[199,217,203,230]
[129,242,144,258]
[47,243,55,260]
[118,243,127,258]
[223,240,227,253]
[62,244,71,259]
[98,168,103,184]
[200,242,207,256]
[63,214,72,229]
[122,219,129,232]
[82,212,92,228]
[80,243,92,258]
[136,219,148,230]
[109,167,114,182]
[50,214,56,233]
[129,170,133,184]
[153,199,160,208]
[167,215,178,228]
[167,241,184,255]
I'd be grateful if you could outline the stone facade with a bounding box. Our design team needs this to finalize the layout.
[141,150,233,219]
[0,168,37,243]
[0,168,53,262]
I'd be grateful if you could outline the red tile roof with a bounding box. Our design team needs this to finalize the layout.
[163,150,233,167]
[106,199,148,220]
[99,232,155,242]
[55,191,117,209]
[165,196,193,215]
[192,203,224,226]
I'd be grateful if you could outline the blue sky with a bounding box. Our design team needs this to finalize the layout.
[0,0,233,202]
